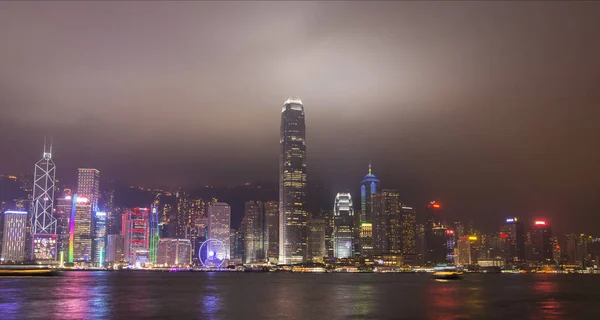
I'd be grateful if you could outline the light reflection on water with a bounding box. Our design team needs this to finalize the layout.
[1,272,599,319]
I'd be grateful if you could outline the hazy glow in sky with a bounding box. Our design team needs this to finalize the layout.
[1,2,599,232]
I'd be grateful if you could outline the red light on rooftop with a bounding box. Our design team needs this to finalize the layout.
[500,232,509,239]
[534,220,547,225]
[446,230,454,235]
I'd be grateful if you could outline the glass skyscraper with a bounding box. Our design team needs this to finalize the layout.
[279,97,307,265]
[360,164,380,257]
[333,193,354,259]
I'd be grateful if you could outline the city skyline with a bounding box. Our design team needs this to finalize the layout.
[1,2,599,235]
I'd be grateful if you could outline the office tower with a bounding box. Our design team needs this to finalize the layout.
[279,97,307,265]
[156,238,192,266]
[307,218,326,262]
[379,189,402,254]
[77,169,100,208]
[175,190,190,238]
[500,217,526,263]
[106,234,124,263]
[1,211,28,262]
[360,164,380,257]
[72,195,93,262]
[446,229,456,262]
[530,220,552,262]
[208,203,231,260]
[333,193,354,258]
[264,201,279,263]
[424,201,448,265]
[92,211,107,266]
[101,186,117,235]
[72,168,100,263]
[400,206,417,255]
[322,209,334,259]
[243,201,264,263]
[149,206,160,264]
[55,189,73,264]
[457,236,472,265]
[122,208,150,264]
[31,143,58,261]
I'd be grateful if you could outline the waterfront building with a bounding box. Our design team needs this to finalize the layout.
[279,97,307,265]
[106,234,124,263]
[208,202,231,260]
[456,236,472,265]
[156,238,192,266]
[333,193,354,259]
[1,211,28,262]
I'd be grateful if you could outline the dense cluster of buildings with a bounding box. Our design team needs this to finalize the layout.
[1,98,600,271]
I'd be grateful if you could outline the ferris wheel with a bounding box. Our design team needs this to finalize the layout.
[199,239,227,268]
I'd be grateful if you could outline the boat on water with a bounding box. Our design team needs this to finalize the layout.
[0,265,61,277]
[431,265,464,280]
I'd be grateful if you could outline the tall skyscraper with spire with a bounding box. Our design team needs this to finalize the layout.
[31,140,58,261]
[279,97,307,265]
[359,164,380,257]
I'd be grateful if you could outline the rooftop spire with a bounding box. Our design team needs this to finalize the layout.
[368,163,372,175]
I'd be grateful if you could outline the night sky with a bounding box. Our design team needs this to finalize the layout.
[1,2,599,234]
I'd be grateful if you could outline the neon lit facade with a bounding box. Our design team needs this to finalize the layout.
[93,212,107,266]
[1,211,28,262]
[149,206,160,264]
[333,193,354,259]
[31,142,58,260]
[199,239,226,268]
[279,97,307,265]
[122,208,150,264]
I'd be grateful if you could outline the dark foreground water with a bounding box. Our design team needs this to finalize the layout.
[1,272,599,320]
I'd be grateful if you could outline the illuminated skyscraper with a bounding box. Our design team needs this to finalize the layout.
[92,211,107,266]
[208,202,231,260]
[106,234,124,263]
[279,97,307,265]
[243,201,264,263]
[1,211,28,262]
[122,208,150,264]
[55,189,72,264]
[264,201,279,263]
[72,168,100,263]
[307,218,326,262]
[72,195,92,262]
[360,164,380,257]
[530,220,552,262]
[333,193,354,259]
[400,207,417,255]
[500,217,525,263]
[31,142,58,261]
[424,201,447,265]
[379,189,402,254]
